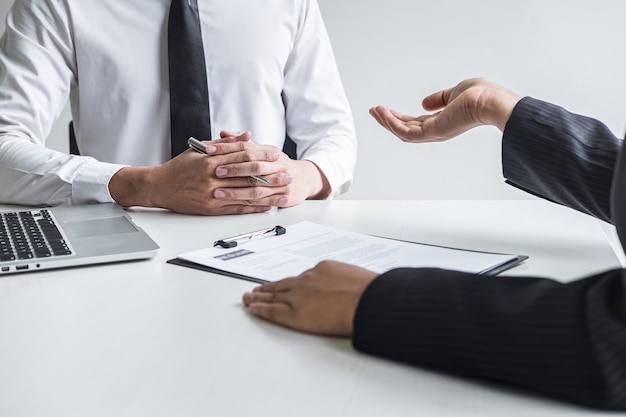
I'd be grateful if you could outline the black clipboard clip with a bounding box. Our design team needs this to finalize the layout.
[214,225,286,248]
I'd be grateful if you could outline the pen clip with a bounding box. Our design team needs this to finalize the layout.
[188,137,206,153]
[214,225,286,248]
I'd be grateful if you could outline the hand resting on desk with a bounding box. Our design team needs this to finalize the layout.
[243,261,378,336]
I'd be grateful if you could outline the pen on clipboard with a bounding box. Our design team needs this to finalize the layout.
[214,225,286,248]
[187,137,270,185]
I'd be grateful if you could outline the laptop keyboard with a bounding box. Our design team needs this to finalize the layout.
[0,210,73,262]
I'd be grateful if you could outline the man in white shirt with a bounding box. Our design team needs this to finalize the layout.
[0,0,356,215]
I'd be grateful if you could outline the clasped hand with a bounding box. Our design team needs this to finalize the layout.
[144,131,324,215]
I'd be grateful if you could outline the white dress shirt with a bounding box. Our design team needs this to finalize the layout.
[0,0,356,205]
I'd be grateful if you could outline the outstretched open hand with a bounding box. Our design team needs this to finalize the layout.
[369,78,522,143]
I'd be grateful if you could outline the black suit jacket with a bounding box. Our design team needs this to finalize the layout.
[352,97,626,410]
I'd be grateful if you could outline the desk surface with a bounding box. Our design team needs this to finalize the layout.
[0,200,623,417]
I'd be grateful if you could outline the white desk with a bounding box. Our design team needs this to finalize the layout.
[0,200,623,417]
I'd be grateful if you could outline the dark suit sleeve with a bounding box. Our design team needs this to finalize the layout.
[353,268,626,409]
[352,97,626,410]
[502,97,621,222]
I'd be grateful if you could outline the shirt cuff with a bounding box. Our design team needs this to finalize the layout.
[71,158,127,204]
[302,146,355,199]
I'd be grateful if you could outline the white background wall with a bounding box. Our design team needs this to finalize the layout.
[2,0,626,200]
[319,0,626,200]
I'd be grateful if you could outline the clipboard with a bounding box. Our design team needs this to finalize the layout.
[167,256,267,284]
[167,221,528,283]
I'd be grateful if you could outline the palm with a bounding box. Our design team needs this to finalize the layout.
[370,86,484,143]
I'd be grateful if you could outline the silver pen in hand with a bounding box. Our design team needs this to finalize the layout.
[187,137,270,184]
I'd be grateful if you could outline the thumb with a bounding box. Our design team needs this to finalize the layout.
[422,88,453,112]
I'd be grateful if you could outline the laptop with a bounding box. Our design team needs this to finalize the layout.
[0,203,159,275]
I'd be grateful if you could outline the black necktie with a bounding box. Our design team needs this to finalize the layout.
[168,0,211,158]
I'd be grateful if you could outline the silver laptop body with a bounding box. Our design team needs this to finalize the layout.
[0,203,159,275]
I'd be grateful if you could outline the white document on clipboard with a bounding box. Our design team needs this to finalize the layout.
[169,221,527,283]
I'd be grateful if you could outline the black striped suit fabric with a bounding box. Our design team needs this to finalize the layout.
[352,97,626,410]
